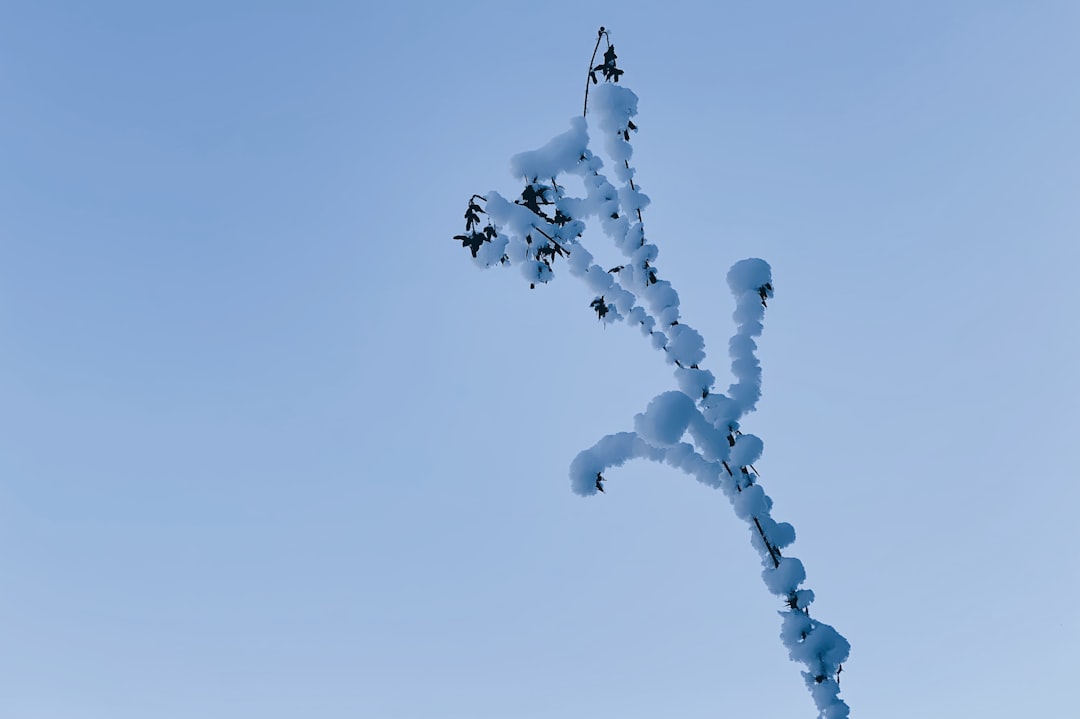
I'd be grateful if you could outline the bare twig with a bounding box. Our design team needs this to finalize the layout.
[583,26,609,116]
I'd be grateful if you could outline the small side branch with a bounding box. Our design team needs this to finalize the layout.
[583,27,609,116]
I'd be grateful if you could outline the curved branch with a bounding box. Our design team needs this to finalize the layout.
[583,26,609,116]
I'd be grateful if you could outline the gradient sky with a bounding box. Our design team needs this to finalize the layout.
[2,2,1078,717]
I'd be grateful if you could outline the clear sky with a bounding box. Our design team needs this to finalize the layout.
[2,2,1078,717]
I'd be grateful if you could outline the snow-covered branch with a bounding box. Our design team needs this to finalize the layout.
[451,29,850,719]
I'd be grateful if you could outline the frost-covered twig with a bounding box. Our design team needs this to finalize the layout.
[451,28,850,719]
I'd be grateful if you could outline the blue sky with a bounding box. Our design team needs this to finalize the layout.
[2,2,1078,717]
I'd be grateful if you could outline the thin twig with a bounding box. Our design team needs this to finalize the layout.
[625,160,644,225]
[531,225,568,254]
[583,27,608,116]
[753,516,782,568]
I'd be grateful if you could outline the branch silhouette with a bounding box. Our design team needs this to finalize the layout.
[451,28,850,719]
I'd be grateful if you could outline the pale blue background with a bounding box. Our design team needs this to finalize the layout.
[2,2,1077,717]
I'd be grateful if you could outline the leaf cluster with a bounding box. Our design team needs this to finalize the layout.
[589,44,624,85]
[515,178,578,281]
[454,196,499,258]
[590,295,611,320]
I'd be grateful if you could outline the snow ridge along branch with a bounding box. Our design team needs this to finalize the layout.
[452,28,850,719]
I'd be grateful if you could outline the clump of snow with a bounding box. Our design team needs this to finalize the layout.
[779,608,814,646]
[761,518,797,549]
[787,620,849,675]
[566,244,593,276]
[791,588,815,610]
[628,306,655,336]
[634,391,696,447]
[618,184,650,214]
[643,280,680,326]
[590,82,639,126]
[569,432,664,496]
[556,196,589,220]
[674,366,714,399]
[730,433,764,467]
[472,234,508,268]
[631,242,658,268]
[667,324,705,367]
[805,675,850,719]
[663,443,724,489]
[590,83,639,182]
[762,557,807,596]
[584,265,615,293]
[521,259,552,285]
[606,286,636,315]
[510,117,589,180]
[733,484,770,521]
[503,234,529,264]
[726,257,772,294]
[749,515,796,557]
[685,415,728,462]
[700,393,740,431]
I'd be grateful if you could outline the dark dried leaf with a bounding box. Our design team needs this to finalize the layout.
[590,296,609,320]
[454,231,489,258]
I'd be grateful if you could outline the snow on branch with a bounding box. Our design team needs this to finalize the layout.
[451,28,850,719]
